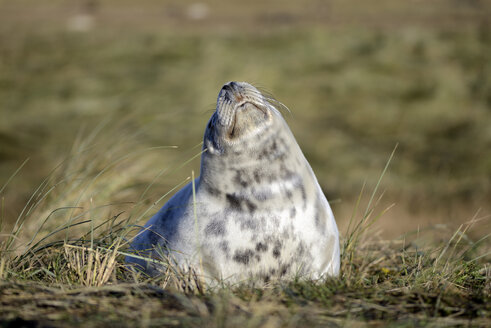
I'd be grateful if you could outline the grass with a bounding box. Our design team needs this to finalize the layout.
[0,127,489,327]
[1,206,489,327]
[1,1,490,236]
[0,1,490,326]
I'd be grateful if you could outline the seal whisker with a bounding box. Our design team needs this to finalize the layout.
[264,97,292,116]
[250,87,292,117]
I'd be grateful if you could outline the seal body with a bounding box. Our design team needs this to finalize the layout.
[126,82,340,283]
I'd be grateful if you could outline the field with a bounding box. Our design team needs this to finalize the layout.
[0,0,490,327]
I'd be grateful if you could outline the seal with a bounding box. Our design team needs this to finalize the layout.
[126,81,340,284]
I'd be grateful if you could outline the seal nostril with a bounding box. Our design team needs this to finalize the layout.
[221,82,239,102]
[222,81,238,92]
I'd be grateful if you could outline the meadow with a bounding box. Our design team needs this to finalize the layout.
[0,0,490,326]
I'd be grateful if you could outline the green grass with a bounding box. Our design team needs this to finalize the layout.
[1,195,489,327]
[1,2,490,231]
[0,127,489,327]
[0,1,490,327]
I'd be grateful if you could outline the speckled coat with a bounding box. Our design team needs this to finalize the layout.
[126,82,340,284]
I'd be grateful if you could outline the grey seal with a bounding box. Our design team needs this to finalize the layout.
[126,81,340,284]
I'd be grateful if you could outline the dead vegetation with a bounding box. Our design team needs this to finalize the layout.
[0,231,489,327]
[0,145,488,326]
[0,1,490,327]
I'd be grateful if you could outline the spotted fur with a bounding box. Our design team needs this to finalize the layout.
[126,81,340,284]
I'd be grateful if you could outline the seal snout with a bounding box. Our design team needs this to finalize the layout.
[215,81,271,140]
[220,81,245,103]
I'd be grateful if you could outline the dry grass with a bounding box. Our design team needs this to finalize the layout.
[1,227,489,327]
[1,1,490,238]
[0,132,489,327]
[0,1,490,327]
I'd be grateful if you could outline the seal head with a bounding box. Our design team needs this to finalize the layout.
[203,81,273,154]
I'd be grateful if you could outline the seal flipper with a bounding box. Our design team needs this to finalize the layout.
[125,183,194,275]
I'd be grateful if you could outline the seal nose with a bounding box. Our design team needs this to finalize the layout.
[220,82,241,102]
[222,81,238,92]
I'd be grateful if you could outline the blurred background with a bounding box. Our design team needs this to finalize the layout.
[0,0,490,240]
